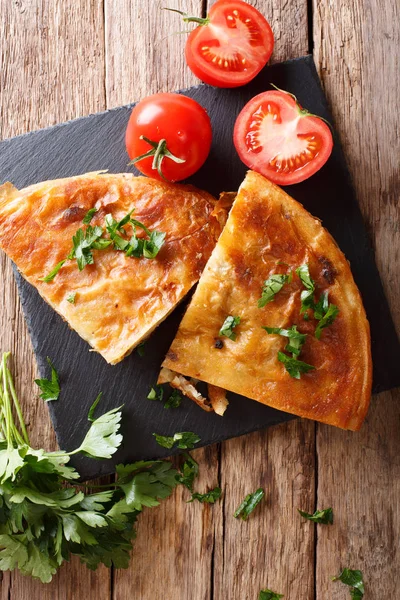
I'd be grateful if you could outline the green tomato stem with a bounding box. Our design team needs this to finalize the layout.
[162,7,210,26]
[128,135,185,182]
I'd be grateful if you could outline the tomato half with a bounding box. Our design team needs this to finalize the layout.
[126,93,212,182]
[184,0,274,88]
[233,89,333,184]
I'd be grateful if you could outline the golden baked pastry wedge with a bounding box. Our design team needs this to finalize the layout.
[0,172,224,364]
[161,171,372,430]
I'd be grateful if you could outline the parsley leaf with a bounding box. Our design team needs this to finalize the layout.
[147,386,181,409]
[71,226,105,271]
[40,259,67,282]
[259,590,284,600]
[87,392,102,422]
[298,507,333,524]
[315,302,339,339]
[164,390,182,409]
[296,264,316,314]
[263,325,306,358]
[153,431,201,450]
[278,351,315,379]
[34,357,60,402]
[188,486,222,504]
[177,452,199,492]
[73,406,123,459]
[66,293,76,304]
[233,488,265,521]
[142,230,166,259]
[147,385,164,402]
[234,488,264,520]
[117,461,180,510]
[333,569,364,598]
[258,274,290,308]
[219,315,241,340]
[82,207,98,225]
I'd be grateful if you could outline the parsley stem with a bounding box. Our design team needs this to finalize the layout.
[6,367,29,445]
[1,354,14,447]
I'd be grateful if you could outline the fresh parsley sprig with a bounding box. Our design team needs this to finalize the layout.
[219,315,241,341]
[234,488,265,520]
[0,352,180,583]
[298,507,333,524]
[34,357,60,402]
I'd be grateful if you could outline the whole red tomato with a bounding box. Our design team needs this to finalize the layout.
[126,93,212,182]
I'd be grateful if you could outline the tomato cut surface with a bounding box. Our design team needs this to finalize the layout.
[185,0,274,88]
[234,90,333,185]
[126,93,212,182]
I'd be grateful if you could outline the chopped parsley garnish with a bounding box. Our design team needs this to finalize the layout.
[188,486,222,504]
[147,386,182,409]
[147,385,164,402]
[277,352,315,379]
[314,295,339,339]
[234,488,265,520]
[298,507,333,524]
[34,357,60,402]
[177,452,199,492]
[40,259,67,282]
[296,264,316,314]
[82,207,98,224]
[263,325,306,358]
[87,392,102,422]
[43,209,166,281]
[67,292,76,304]
[153,431,201,450]
[296,265,339,336]
[71,225,110,271]
[333,569,364,598]
[164,390,182,409]
[258,274,290,308]
[219,315,241,340]
[259,589,284,600]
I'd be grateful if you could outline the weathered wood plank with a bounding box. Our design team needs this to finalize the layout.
[113,447,219,600]
[206,1,315,598]
[0,0,111,597]
[105,3,221,598]
[213,423,316,599]
[313,1,400,597]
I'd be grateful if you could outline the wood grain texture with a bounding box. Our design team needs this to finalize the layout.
[213,423,315,600]
[209,2,315,598]
[313,0,400,597]
[1,0,399,598]
[0,0,111,597]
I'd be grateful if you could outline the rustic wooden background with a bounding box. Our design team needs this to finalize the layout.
[0,0,399,598]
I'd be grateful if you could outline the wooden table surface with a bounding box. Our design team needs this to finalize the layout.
[0,0,399,598]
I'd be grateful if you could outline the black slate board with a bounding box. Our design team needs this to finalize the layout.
[1,55,399,480]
